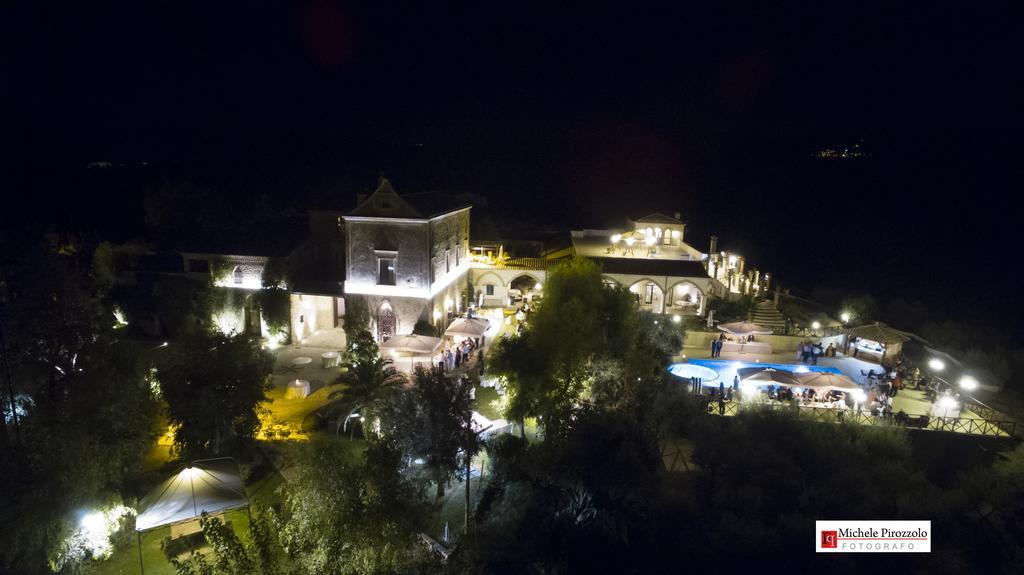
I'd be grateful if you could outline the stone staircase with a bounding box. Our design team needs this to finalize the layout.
[748,299,787,331]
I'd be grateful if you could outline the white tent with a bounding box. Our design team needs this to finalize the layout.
[379,334,442,371]
[379,334,442,355]
[444,317,490,338]
[135,458,249,532]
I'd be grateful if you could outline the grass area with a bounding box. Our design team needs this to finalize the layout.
[93,509,252,575]
[430,453,491,543]
[474,384,501,420]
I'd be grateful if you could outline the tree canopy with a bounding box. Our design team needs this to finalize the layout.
[280,441,428,575]
[490,257,684,433]
[158,331,274,458]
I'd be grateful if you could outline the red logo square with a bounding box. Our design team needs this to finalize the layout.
[821,531,838,548]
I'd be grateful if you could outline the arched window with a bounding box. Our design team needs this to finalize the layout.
[232,266,243,285]
[377,302,396,342]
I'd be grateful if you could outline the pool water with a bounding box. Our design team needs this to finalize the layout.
[669,358,842,387]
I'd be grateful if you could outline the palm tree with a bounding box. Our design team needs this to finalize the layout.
[329,352,407,437]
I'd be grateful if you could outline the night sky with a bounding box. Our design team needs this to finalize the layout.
[3,2,1022,328]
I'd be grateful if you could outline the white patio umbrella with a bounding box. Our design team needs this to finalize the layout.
[717,321,774,336]
[737,367,802,387]
[444,317,491,338]
[794,372,861,392]
[379,334,442,370]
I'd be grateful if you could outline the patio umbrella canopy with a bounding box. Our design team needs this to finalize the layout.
[378,334,443,355]
[737,367,802,387]
[794,372,861,392]
[444,317,490,338]
[717,321,774,336]
[135,458,248,532]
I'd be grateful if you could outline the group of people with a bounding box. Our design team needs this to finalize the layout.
[710,333,759,357]
[797,341,837,364]
[439,336,483,374]
[709,336,725,357]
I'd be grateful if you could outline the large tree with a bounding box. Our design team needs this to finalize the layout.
[381,368,477,500]
[0,234,160,573]
[490,257,684,434]
[280,440,427,575]
[468,409,668,574]
[328,328,407,436]
[158,331,274,458]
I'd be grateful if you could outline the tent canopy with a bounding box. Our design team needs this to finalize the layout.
[379,334,442,355]
[717,321,773,336]
[135,458,248,532]
[444,317,490,338]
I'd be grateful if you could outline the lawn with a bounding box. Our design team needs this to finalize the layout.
[92,509,252,575]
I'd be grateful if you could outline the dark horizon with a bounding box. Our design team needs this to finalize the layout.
[4,1,1022,332]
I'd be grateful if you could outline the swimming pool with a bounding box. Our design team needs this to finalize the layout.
[669,358,842,386]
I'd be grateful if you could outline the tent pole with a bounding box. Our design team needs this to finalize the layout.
[137,531,145,575]
[189,470,198,518]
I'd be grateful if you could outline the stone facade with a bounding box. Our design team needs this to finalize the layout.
[341,179,473,341]
[346,219,431,293]
[429,210,470,284]
[182,253,268,290]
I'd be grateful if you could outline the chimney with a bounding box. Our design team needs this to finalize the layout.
[707,235,719,280]
[673,211,681,221]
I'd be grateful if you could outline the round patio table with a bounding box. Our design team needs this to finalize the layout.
[286,379,310,399]
[321,351,340,368]
[292,356,313,367]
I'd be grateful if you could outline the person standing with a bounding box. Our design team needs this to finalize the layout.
[710,338,718,358]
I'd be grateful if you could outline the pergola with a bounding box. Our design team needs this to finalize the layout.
[844,322,911,362]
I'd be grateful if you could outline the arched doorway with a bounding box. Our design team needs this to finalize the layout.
[509,274,542,305]
[629,280,665,313]
[377,301,396,342]
[667,281,704,316]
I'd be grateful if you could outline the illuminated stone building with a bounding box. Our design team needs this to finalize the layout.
[339,179,470,341]
[177,180,771,346]
[469,212,770,318]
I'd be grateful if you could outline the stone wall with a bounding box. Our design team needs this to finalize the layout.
[346,220,430,291]
[290,293,336,343]
[429,210,470,285]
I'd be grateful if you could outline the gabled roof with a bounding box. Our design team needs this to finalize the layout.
[402,192,472,218]
[845,322,911,344]
[635,212,683,225]
[347,178,423,218]
[346,179,470,219]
